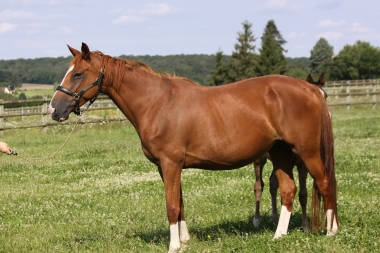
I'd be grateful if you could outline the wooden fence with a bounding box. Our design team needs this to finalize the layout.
[1,79,379,133]
[324,79,380,109]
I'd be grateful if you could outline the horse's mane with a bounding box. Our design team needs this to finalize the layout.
[87,51,198,91]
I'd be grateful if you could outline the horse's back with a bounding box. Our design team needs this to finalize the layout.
[172,75,323,169]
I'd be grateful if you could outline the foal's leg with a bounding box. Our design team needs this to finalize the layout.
[158,161,186,252]
[269,143,297,239]
[269,170,279,223]
[253,156,267,227]
[296,161,310,232]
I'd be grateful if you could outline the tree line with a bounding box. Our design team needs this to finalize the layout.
[209,20,380,85]
[1,19,380,90]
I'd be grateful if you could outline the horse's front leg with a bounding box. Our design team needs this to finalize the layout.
[159,160,186,253]
[179,185,190,244]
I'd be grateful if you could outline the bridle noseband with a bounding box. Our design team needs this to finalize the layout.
[56,67,104,116]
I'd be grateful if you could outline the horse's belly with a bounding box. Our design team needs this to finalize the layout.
[184,133,275,170]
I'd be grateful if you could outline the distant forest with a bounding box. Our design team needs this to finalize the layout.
[0,54,310,88]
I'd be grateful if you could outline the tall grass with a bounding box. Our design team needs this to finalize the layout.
[0,106,379,252]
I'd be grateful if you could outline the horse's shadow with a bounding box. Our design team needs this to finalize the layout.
[133,213,309,245]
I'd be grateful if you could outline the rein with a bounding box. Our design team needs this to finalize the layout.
[56,66,105,116]
[10,116,80,162]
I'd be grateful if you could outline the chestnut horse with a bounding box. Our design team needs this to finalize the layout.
[253,74,327,232]
[49,43,338,252]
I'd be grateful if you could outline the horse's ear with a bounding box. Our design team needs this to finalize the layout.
[306,74,313,83]
[67,45,80,57]
[81,42,91,61]
[318,73,325,86]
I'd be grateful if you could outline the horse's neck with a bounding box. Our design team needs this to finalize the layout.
[103,68,170,131]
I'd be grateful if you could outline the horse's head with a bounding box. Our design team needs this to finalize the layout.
[306,73,327,98]
[49,43,104,122]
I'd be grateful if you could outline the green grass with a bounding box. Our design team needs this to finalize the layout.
[0,106,379,252]
[13,89,54,99]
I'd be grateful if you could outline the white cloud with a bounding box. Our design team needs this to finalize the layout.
[316,19,346,28]
[0,22,18,34]
[111,3,179,25]
[141,4,174,15]
[0,9,66,21]
[112,15,147,25]
[317,31,343,40]
[350,22,373,33]
[0,9,40,20]
[257,0,301,11]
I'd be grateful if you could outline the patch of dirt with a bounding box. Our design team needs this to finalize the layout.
[18,83,54,90]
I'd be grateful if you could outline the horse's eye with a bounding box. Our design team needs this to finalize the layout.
[73,72,82,79]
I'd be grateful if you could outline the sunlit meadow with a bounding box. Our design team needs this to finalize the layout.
[0,106,379,252]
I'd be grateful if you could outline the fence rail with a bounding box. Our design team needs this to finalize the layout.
[1,79,379,133]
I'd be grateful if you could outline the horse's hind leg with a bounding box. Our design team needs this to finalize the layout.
[301,157,338,235]
[296,161,309,232]
[253,156,267,227]
[268,142,297,239]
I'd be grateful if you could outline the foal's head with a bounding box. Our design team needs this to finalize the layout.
[306,73,327,99]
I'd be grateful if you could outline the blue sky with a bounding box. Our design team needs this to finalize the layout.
[1,0,379,60]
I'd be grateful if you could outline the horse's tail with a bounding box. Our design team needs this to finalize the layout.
[311,92,339,233]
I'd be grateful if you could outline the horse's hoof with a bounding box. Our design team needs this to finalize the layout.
[326,230,337,236]
[253,218,260,227]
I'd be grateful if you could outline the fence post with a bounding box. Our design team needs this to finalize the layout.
[0,99,3,136]
[42,96,48,126]
[346,86,350,110]
[373,83,377,109]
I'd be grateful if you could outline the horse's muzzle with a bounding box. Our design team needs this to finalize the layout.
[49,105,68,122]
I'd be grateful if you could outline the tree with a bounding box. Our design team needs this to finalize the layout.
[208,49,229,86]
[257,20,287,76]
[310,38,333,74]
[263,20,287,52]
[228,20,259,82]
[325,41,380,80]
[0,70,22,89]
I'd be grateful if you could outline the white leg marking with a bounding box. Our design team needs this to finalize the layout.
[169,222,180,252]
[179,221,190,244]
[273,205,291,239]
[49,64,74,113]
[326,209,338,236]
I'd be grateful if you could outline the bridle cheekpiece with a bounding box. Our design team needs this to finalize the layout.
[56,66,105,116]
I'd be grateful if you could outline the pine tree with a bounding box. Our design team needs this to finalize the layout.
[310,38,334,74]
[228,20,258,82]
[263,20,287,53]
[257,20,287,76]
[209,50,229,86]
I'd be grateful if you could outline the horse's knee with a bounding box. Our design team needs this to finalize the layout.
[280,183,297,207]
[166,204,180,223]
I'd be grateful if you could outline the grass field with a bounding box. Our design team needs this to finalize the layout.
[14,83,55,99]
[0,106,379,252]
